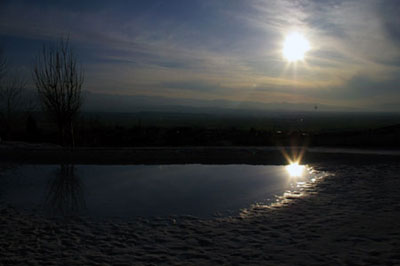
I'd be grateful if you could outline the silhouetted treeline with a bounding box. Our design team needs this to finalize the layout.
[77,125,279,146]
[2,113,400,148]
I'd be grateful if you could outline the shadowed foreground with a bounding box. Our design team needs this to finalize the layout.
[1,162,400,265]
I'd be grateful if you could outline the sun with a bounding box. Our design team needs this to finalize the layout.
[282,32,311,62]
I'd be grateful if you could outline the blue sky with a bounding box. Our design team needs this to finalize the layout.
[1,0,400,111]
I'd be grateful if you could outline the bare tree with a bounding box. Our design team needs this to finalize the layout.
[33,38,84,146]
[0,47,27,140]
[0,74,26,138]
[0,47,36,141]
[0,47,7,83]
[0,48,5,141]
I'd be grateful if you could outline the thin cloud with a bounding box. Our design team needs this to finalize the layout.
[0,0,400,111]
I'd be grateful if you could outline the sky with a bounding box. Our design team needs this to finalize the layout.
[0,0,400,112]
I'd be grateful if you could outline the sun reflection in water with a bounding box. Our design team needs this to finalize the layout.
[286,162,305,177]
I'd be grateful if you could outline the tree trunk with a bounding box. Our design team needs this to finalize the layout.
[70,121,75,148]
[59,123,65,147]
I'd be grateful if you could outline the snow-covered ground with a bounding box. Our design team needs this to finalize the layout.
[1,161,400,265]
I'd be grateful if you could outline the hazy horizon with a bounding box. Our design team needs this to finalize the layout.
[81,91,400,114]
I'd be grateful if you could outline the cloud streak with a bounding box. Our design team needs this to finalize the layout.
[0,0,400,111]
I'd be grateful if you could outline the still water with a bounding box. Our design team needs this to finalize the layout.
[0,164,321,219]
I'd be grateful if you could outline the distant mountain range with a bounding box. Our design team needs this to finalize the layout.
[83,91,357,114]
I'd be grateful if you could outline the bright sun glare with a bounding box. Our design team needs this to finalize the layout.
[286,162,305,177]
[282,32,311,62]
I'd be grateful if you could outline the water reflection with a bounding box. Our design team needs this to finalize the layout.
[45,164,86,217]
[0,164,326,219]
[286,162,305,177]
